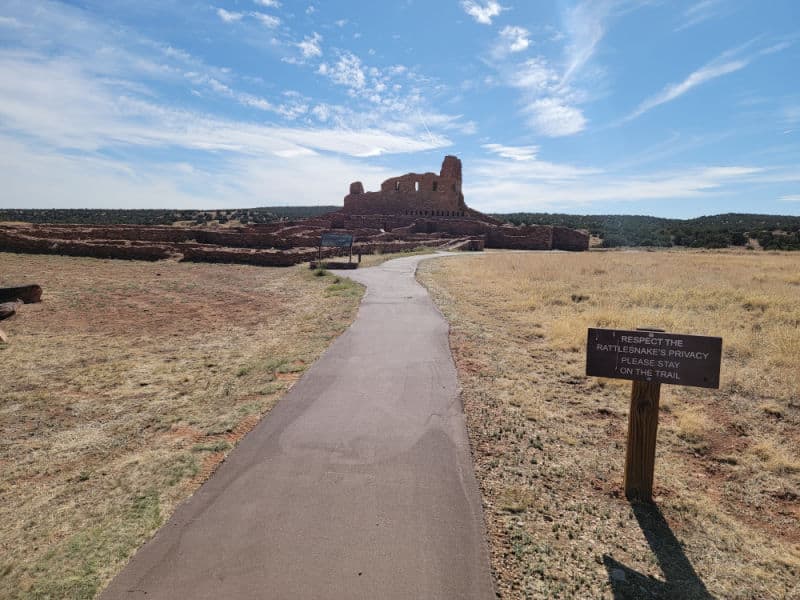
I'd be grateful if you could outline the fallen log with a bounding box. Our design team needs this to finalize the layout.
[0,300,22,321]
[0,285,42,304]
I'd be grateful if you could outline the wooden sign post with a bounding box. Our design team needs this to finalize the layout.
[586,328,722,502]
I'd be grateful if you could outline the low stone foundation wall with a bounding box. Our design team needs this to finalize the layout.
[0,206,588,267]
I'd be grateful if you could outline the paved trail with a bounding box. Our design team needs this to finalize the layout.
[102,255,494,599]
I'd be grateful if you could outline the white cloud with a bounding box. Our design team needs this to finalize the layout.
[503,58,587,137]
[297,32,322,59]
[483,143,539,161]
[495,26,530,57]
[252,12,280,28]
[254,0,281,7]
[677,0,724,31]
[216,8,243,23]
[509,58,558,92]
[561,0,613,85]
[626,56,749,122]
[306,5,316,15]
[0,52,449,160]
[483,1,622,137]
[318,51,365,90]
[524,98,587,137]
[0,16,23,28]
[184,71,279,113]
[0,134,407,209]
[778,195,800,203]
[460,1,504,25]
[467,159,766,213]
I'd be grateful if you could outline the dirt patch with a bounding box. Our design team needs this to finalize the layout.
[0,253,363,599]
[419,249,800,600]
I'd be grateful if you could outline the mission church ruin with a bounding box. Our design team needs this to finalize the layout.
[344,155,468,218]
[337,155,589,252]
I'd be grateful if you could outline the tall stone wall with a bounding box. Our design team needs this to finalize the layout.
[343,155,467,216]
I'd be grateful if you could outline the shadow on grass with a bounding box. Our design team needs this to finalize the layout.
[603,502,715,599]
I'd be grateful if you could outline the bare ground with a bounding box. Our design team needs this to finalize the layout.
[418,249,800,600]
[0,253,362,598]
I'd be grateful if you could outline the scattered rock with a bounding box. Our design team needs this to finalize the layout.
[0,284,42,304]
[0,300,23,321]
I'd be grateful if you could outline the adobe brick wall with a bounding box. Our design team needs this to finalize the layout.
[485,226,553,250]
[0,228,173,261]
[552,226,590,251]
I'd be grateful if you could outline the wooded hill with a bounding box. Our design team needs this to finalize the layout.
[493,213,800,250]
[2,208,798,250]
[0,206,338,226]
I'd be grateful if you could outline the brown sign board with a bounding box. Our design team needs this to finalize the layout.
[586,328,722,388]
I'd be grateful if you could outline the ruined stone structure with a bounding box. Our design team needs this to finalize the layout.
[340,156,589,252]
[344,156,468,218]
[0,155,588,266]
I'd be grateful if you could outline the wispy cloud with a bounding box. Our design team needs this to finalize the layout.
[561,0,614,86]
[482,0,639,137]
[626,57,747,121]
[254,0,281,7]
[460,1,504,25]
[524,97,587,137]
[624,40,793,122]
[0,15,23,28]
[492,26,530,58]
[483,143,539,161]
[252,12,280,28]
[676,0,726,32]
[297,32,322,59]
[778,194,800,203]
[502,57,587,137]
[467,160,766,213]
[318,51,365,90]
[216,8,243,23]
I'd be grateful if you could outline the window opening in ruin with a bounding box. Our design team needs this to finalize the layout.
[452,183,456,191]
[395,181,400,191]
[415,181,419,192]
[432,181,438,191]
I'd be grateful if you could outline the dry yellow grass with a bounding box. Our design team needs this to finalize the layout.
[419,249,800,599]
[0,253,363,598]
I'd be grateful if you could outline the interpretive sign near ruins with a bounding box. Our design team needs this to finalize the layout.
[586,328,722,389]
[320,232,354,248]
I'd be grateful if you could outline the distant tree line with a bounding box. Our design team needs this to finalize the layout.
[0,206,339,226]
[493,212,800,250]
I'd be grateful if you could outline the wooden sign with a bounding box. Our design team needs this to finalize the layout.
[585,327,723,503]
[586,328,722,389]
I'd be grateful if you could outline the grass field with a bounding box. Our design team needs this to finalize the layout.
[419,249,799,599]
[0,253,363,598]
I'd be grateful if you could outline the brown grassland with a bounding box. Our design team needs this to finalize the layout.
[0,253,363,598]
[418,249,800,599]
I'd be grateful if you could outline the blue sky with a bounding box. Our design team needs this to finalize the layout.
[0,0,798,217]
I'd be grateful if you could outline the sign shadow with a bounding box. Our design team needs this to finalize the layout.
[603,502,715,599]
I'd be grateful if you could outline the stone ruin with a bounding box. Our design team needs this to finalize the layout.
[0,156,588,267]
[344,155,467,218]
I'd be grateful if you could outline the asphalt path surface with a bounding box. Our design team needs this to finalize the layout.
[101,254,495,599]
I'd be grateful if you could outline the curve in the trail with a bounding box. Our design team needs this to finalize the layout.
[101,254,495,600]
